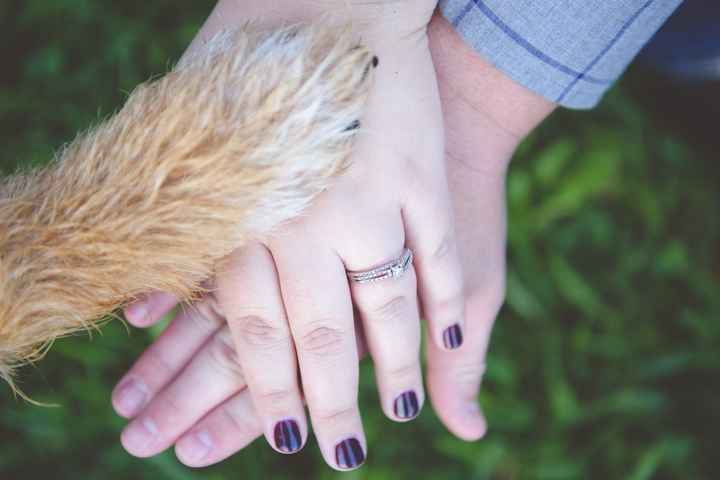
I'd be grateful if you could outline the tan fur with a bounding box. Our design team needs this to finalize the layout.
[0,23,374,389]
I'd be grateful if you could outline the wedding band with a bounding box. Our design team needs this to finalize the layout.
[347,248,413,284]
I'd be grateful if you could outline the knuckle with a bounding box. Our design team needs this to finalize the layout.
[369,295,411,324]
[384,362,419,383]
[234,315,287,348]
[298,323,347,358]
[450,361,487,388]
[312,405,356,424]
[207,328,243,379]
[254,388,295,410]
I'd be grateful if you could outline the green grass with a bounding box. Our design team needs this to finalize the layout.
[1,1,719,478]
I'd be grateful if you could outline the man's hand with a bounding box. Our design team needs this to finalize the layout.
[426,12,555,440]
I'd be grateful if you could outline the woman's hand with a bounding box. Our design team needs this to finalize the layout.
[114,0,465,471]
[112,7,555,470]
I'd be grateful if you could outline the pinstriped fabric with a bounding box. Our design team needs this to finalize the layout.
[439,0,683,108]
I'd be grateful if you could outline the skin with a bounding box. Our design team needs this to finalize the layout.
[120,0,449,471]
[113,5,556,471]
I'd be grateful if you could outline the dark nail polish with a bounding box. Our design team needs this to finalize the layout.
[393,390,420,420]
[274,419,302,453]
[335,437,365,470]
[371,55,379,68]
[443,324,464,350]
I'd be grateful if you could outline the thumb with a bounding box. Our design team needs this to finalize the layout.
[425,294,499,441]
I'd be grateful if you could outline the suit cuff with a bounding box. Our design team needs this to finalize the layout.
[439,0,683,109]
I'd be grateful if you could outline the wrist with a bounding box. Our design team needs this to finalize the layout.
[191,0,435,56]
[428,11,555,149]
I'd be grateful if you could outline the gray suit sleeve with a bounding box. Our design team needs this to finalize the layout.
[439,0,683,108]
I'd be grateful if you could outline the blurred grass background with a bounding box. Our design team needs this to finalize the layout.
[1,1,719,478]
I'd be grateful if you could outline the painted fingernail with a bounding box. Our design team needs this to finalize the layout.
[274,419,302,453]
[443,324,463,350]
[115,378,148,417]
[372,55,379,68]
[177,430,213,464]
[335,438,365,470]
[123,417,159,452]
[393,390,420,420]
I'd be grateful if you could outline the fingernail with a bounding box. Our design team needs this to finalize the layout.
[123,417,159,452]
[335,438,365,470]
[274,419,302,453]
[371,55,379,68]
[125,301,148,324]
[443,324,463,350]
[178,430,213,463]
[115,379,148,416]
[393,390,420,420]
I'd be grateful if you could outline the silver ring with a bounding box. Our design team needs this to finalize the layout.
[347,248,413,284]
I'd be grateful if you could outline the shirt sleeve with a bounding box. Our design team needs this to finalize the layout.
[439,0,684,108]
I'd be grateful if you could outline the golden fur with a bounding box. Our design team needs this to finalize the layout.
[0,23,374,390]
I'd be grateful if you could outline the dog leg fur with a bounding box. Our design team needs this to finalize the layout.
[0,23,374,389]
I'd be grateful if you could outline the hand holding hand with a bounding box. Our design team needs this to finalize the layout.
[116,0,461,471]
[112,6,555,470]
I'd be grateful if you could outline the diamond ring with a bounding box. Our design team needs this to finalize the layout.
[346,248,413,284]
